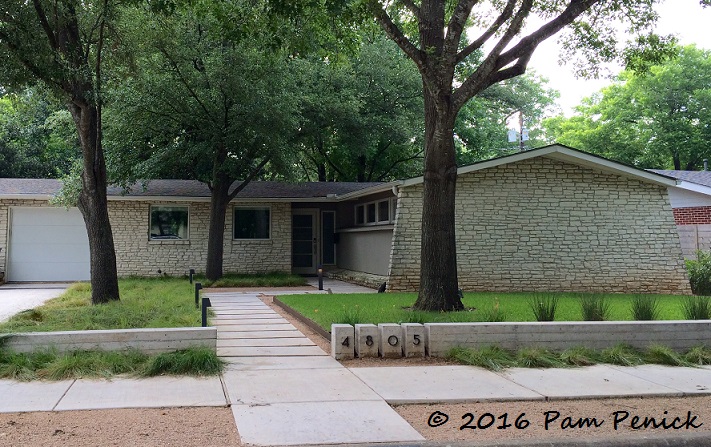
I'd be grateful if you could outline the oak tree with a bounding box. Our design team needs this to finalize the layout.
[1,0,121,303]
[361,0,665,310]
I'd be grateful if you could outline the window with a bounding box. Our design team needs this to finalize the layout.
[355,205,365,225]
[353,198,395,226]
[234,207,270,239]
[150,206,189,240]
[322,211,336,265]
[366,203,376,223]
[378,200,390,222]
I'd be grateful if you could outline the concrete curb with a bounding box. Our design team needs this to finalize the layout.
[299,432,711,447]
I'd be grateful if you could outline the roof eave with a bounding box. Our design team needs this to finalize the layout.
[334,181,402,201]
[673,180,711,197]
[401,144,677,188]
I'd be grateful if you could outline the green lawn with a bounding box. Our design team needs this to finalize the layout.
[0,277,200,333]
[277,292,696,332]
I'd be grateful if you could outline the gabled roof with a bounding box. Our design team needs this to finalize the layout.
[0,178,393,202]
[401,144,679,188]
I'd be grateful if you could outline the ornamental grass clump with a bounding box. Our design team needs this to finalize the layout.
[682,296,711,320]
[529,294,558,321]
[630,295,660,321]
[579,294,611,321]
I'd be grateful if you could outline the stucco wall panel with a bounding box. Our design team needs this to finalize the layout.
[337,228,393,276]
[387,157,691,294]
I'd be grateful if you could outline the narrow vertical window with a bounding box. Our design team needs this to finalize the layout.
[322,211,336,265]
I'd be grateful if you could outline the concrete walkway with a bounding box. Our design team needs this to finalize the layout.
[208,291,424,446]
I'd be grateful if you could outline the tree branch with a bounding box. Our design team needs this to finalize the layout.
[396,0,420,18]
[368,0,424,70]
[454,0,599,110]
[377,149,424,181]
[32,0,58,50]
[228,156,270,201]
[456,0,517,64]
[443,0,480,60]
[158,47,216,122]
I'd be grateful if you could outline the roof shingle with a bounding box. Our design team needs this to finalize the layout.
[0,178,385,199]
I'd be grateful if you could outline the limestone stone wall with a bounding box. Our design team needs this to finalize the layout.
[387,157,691,294]
[0,199,291,278]
[110,200,291,276]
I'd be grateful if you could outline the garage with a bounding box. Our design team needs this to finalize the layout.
[7,207,90,282]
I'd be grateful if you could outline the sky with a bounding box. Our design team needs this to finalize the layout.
[525,0,711,116]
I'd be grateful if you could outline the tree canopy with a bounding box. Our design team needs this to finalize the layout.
[545,45,711,170]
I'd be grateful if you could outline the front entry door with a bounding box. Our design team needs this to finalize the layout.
[292,210,318,275]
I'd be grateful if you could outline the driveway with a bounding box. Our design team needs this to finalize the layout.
[0,284,68,323]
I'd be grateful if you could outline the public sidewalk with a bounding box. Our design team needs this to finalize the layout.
[1,280,711,446]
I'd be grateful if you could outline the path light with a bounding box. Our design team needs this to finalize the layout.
[318,265,323,291]
[201,297,212,327]
[194,282,202,308]
[189,268,195,284]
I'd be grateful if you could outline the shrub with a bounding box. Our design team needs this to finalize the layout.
[686,251,711,295]
[631,295,660,321]
[529,294,558,321]
[682,296,711,320]
[579,294,611,321]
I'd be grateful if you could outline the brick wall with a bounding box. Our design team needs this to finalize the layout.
[387,157,691,294]
[0,199,291,278]
[673,206,711,225]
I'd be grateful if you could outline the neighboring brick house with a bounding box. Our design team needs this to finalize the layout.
[0,144,693,294]
[649,169,711,259]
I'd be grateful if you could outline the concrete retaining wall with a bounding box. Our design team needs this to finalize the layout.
[332,321,711,358]
[427,321,711,356]
[2,327,217,354]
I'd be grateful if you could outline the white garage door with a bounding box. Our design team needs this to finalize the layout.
[8,207,90,282]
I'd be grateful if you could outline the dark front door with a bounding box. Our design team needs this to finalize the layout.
[292,210,317,274]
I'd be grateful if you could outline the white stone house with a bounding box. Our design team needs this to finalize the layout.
[0,144,692,294]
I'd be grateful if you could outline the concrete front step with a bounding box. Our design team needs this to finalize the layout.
[211,319,288,326]
[217,338,315,348]
[218,346,327,357]
[217,330,305,339]
[216,323,298,332]
[224,356,343,370]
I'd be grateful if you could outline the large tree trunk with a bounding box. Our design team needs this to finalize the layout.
[205,180,230,281]
[413,89,463,311]
[69,100,120,305]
